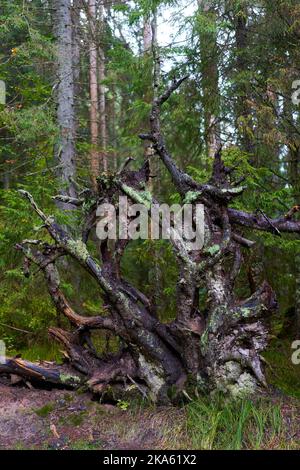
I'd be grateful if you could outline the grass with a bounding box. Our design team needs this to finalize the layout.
[8,333,120,364]
[9,341,62,363]
[186,395,283,450]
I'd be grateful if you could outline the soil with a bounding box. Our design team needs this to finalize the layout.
[0,378,186,450]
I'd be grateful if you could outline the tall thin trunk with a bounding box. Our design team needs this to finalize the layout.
[197,0,221,158]
[72,0,81,126]
[233,6,255,159]
[151,10,160,197]
[143,14,152,53]
[110,84,118,170]
[143,12,155,191]
[98,2,108,172]
[88,0,99,187]
[3,171,9,190]
[53,0,77,206]
[143,13,153,144]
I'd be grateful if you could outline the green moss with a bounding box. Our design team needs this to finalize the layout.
[60,372,81,385]
[69,439,103,450]
[205,244,220,256]
[183,191,202,204]
[67,239,90,261]
[139,189,152,202]
[121,184,152,208]
[240,307,251,317]
[263,339,300,398]
[231,306,253,321]
[68,411,86,426]
[35,402,55,417]
[206,306,227,334]
[200,329,209,353]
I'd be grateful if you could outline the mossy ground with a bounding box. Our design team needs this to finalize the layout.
[263,338,300,399]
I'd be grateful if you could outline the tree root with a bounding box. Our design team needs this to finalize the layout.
[0,357,82,388]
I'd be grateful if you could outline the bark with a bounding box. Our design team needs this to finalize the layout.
[2,171,9,189]
[142,10,155,191]
[88,0,99,187]
[197,0,221,158]
[0,357,82,387]
[72,0,82,122]
[98,1,108,173]
[233,4,255,159]
[53,0,77,206]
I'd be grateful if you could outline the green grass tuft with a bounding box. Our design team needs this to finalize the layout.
[186,395,283,450]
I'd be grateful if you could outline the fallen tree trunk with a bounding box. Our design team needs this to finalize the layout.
[0,357,82,388]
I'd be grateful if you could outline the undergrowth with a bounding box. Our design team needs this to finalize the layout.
[186,395,283,450]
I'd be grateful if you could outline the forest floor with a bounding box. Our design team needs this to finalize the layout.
[0,378,187,450]
[0,375,300,450]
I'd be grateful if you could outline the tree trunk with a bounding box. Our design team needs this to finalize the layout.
[88,0,99,187]
[53,0,77,206]
[98,1,108,173]
[233,4,255,159]
[72,0,81,124]
[142,11,155,189]
[197,0,221,158]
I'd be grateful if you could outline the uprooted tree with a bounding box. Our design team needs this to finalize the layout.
[1,77,300,404]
